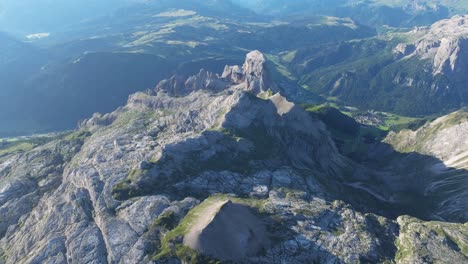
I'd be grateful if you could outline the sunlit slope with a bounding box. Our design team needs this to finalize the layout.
[385,110,468,221]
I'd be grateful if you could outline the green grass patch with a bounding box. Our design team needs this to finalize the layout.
[0,133,60,158]
[154,194,266,262]
[258,89,274,99]
[114,119,283,200]
[395,238,412,262]
[62,130,91,142]
[377,112,422,131]
[0,142,35,157]
[280,50,297,63]
[386,110,467,154]
[265,54,297,81]
[153,211,178,230]
[396,217,468,262]
[332,228,345,237]
[0,248,6,263]
[293,208,315,217]
[112,168,150,200]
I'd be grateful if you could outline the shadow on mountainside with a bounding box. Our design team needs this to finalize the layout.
[111,91,341,201]
[305,106,468,223]
[111,90,467,225]
[341,140,468,223]
[105,90,468,263]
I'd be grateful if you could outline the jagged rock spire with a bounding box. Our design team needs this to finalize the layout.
[224,50,278,94]
[242,50,276,94]
[156,50,278,97]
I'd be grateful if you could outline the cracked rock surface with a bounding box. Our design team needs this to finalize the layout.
[0,51,466,264]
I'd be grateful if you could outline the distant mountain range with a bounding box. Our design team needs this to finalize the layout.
[0,0,467,133]
[2,0,466,36]
[0,3,375,136]
[1,50,466,263]
[0,0,254,35]
[233,0,467,28]
[1,1,468,263]
[288,15,468,116]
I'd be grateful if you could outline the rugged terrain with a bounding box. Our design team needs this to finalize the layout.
[2,1,468,137]
[0,1,375,137]
[287,15,468,116]
[233,0,468,28]
[384,110,468,221]
[0,51,466,263]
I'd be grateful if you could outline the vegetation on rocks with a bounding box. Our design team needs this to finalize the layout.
[1,46,467,263]
[396,216,468,263]
[154,194,266,262]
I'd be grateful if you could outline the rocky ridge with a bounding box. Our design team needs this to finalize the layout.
[154,50,278,97]
[394,15,468,76]
[295,15,468,115]
[384,110,468,221]
[0,51,466,263]
[182,199,269,261]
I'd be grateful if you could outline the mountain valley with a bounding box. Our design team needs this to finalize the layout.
[0,1,375,137]
[279,15,468,116]
[0,51,466,263]
[0,1,467,263]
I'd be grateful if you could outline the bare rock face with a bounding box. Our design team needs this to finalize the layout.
[393,43,416,59]
[155,50,277,98]
[396,216,468,264]
[433,37,468,75]
[396,15,468,76]
[384,110,468,221]
[0,51,466,264]
[0,51,345,264]
[183,200,269,261]
[221,65,243,83]
[222,50,278,94]
[242,50,277,94]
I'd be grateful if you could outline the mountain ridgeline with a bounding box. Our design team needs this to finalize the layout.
[0,51,466,264]
[0,4,376,137]
[0,1,468,263]
[286,15,468,116]
[232,0,467,28]
[1,3,467,136]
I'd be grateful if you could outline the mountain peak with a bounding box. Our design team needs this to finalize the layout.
[241,50,276,94]
[222,50,278,94]
[394,15,468,76]
[157,50,278,97]
[243,50,266,77]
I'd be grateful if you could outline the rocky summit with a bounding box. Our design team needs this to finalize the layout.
[394,15,468,76]
[295,15,468,116]
[0,51,467,264]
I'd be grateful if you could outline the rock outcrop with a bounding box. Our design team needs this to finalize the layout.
[298,15,468,116]
[384,110,468,221]
[396,216,468,264]
[183,200,269,261]
[156,50,278,97]
[395,15,468,76]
